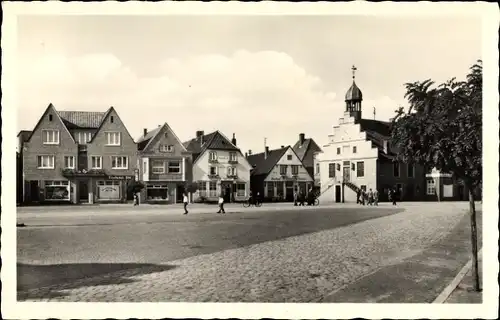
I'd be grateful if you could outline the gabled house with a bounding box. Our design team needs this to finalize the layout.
[136,123,193,204]
[183,130,252,203]
[292,133,323,188]
[22,103,137,204]
[247,145,314,202]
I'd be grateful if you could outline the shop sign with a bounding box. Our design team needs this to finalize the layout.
[99,185,120,199]
[108,175,133,180]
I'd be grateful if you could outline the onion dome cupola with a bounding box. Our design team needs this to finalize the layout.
[345,65,363,122]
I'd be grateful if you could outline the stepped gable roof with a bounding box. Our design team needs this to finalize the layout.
[357,118,396,157]
[57,111,107,129]
[183,130,239,162]
[247,146,289,176]
[292,138,323,161]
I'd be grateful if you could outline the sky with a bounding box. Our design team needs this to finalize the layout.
[16,15,482,153]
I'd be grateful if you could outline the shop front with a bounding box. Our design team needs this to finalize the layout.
[141,181,180,204]
[263,177,313,202]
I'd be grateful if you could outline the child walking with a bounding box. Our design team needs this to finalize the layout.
[183,192,189,214]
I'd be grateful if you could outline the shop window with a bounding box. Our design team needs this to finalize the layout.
[198,182,207,197]
[45,181,70,201]
[426,179,436,195]
[236,183,246,197]
[209,182,217,197]
[146,185,168,200]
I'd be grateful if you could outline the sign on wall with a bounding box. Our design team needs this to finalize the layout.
[443,184,454,198]
[99,185,120,199]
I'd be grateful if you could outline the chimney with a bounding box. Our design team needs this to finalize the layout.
[299,133,305,144]
[231,133,237,146]
[143,128,148,136]
[281,145,285,148]
[383,140,388,154]
[265,146,269,159]
[245,152,248,158]
[196,130,204,145]
[248,149,252,156]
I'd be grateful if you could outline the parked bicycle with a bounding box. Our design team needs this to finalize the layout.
[243,197,262,208]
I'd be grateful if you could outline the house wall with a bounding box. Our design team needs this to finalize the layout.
[192,149,251,202]
[377,159,427,202]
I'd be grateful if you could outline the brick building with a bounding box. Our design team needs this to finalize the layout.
[292,133,322,189]
[21,104,138,204]
[137,123,193,204]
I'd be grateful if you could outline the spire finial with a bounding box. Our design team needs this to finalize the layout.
[352,65,357,80]
[373,106,376,120]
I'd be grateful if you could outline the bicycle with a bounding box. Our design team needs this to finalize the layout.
[243,198,262,208]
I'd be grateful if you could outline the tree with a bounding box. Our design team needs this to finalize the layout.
[391,60,482,291]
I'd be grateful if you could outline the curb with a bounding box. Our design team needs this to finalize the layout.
[432,248,482,303]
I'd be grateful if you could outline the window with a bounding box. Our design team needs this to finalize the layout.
[105,132,121,146]
[287,155,293,160]
[316,163,320,174]
[328,163,335,178]
[49,114,53,121]
[160,145,174,153]
[111,156,128,169]
[209,166,217,175]
[336,163,341,171]
[110,116,114,123]
[209,181,217,197]
[209,151,218,161]
[42,130,59,145]
[393,162,400,177]
[45,180,70,201]
[91,156,102,169]
[291,165,299,175]
[167,160,181,173]
[236,183,246,197]
[198,182,207,197]
[227,166,237,177]
[64,156,75,169]
[280,165,287,175]
[266,182,275,197]
[37,155,55,169]
[151,160,165,174]
[426,179,436,195]
[97,180,120,186]
[407,163,415,178]
[356,161,365,177]
[337,148,341,155]
[229,152,238,161]
[353,146,357,154]
[76,132,92,144]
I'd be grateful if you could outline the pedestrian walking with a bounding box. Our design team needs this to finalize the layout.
[217,193,226,214]
[368,188,374,205]
[133,192,139,206]
[391,188,397,206]
[356,189,361,204]
[360,189,366,205]
[373,189,379,206]
[183,192,189,214]
[299,190,305,206]
[293,190,298,206]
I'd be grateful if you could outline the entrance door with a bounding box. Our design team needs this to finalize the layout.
[79,181,89,203]
[29,181,40,202]
[177,185,185,203]
[343,166,350,182]
[335,185,341,203]
[224,187,232,203]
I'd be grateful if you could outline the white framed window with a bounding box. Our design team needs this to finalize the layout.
[91,156,102,169]
[227,166,237,176]
[209,166,218,176]
[160,145,174,153]
[37,155,55,169]
[76,132,92,144]
[209,151,218,161]
[167,160,181,173]
[280,165,287,175]
[45,180,70,201]
[236,183,246,197]
[229,152,238,161]
[426,179,436,195]
[111,156,128,169]
[64,156,75,169]
[291,165,299,175]
[97,180,120,186]
[42,130,60,145]
[209,181,217,197]
[151,160,165,174]
[105,132,121,146]
[198,182,207,197]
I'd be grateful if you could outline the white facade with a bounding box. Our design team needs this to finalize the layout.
[317,114,379,203]
[263,147,314,199]
[192,149,252,202]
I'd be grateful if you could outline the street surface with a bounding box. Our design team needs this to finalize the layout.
[17,202,480,302]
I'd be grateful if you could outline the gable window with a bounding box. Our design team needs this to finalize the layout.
[287,155,293,161]
[393,162,400,177]
[76,132,92,144]
[426,179,436,195]
[42,130,60,145]
[64,156,75,169]
[337,147,341,155]
[353,146,357,154]
[209,166,218,176]
[227,166,237,177]
[407,163,415,178]
[151,160,165,174]
[105,132,121,146]
[229,152,238,162]
[279,165,288,175]
[356,161,365,177]
[167,160,181,173]
[110,116,114,123]
[111,156,128,169]
[209,151,218,162]
[291,165,299,175]
[37,155,55,169]
[49,114,53,121]
[160,145,174,153]
[91,156,102,169]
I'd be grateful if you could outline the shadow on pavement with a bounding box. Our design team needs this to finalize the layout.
[17,263,177,300]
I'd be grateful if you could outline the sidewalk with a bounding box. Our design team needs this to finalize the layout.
[321,208,482,303]
[444,250,483,303]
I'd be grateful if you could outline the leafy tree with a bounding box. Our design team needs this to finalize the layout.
[184,182,199,194]
[128,180,145,194]
[391,60,482,291]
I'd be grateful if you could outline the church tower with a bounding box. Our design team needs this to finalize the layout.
[344,65,363,122]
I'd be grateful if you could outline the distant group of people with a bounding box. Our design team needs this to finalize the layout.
[293,187,316,206]
[356,186,401,206]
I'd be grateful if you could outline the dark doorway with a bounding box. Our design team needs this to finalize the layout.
[335,185,341,203]
[176,185,185,203]
[79,181,89,203]
[224,187,232,203]
[29,181,40,202]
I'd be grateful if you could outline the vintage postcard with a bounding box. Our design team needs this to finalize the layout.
[2,1,499,319]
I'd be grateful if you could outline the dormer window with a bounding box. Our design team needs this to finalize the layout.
[160,145,174,153]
